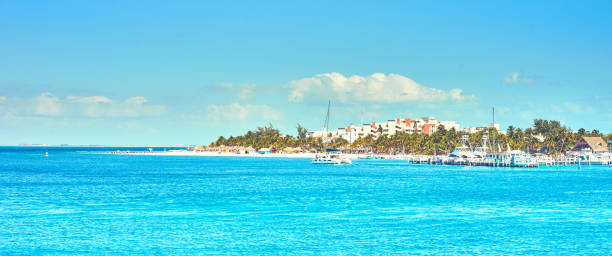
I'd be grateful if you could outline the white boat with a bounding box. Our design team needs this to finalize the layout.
[359,154,384,160]
[449,135,474,159]
[479,153,499,165]
[312,153,352,165]
[473,133,489,158]
[311,100,352,165]
[502,150,538,167]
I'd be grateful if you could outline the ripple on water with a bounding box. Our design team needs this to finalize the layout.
[0,152,611,254]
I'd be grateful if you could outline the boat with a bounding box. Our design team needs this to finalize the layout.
[473,133,489,158]
[311,100,353,165]
[449,135,475,159]
[482,153,501,165]
[501,149,538,167]
[312,153,352,165]
[359,154,384,160]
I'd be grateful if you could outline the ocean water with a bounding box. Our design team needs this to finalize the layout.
[1,147,611,255]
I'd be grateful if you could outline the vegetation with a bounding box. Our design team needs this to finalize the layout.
[209,123,320,150]
[207,120,609,155]
[296,123,308,139]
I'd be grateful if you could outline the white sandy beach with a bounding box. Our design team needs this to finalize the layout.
[113,150,402,160]
[119,151,318,158]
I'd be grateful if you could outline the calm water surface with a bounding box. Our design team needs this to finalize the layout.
[1,147,611,255]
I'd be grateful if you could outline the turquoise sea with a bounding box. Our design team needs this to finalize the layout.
[1,147,611,255]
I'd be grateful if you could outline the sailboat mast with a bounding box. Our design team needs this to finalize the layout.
[323,100,330,144]
[492,107,495,128]
[326,100,330,133]
[492,107,496,152]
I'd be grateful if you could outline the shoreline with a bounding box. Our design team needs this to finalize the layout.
[0,145,188,148]
[111,151,399,159]
[108,151,612,167]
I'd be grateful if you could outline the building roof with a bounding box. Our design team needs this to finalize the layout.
[572,136,608,152]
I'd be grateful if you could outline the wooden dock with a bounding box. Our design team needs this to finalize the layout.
[408,157,611,168]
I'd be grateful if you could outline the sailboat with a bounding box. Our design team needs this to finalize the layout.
[311,101,352,165]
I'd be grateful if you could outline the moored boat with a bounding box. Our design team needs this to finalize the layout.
[312,153,352,165]
[449,135,475,159]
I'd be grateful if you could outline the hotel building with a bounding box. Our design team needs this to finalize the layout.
[307,116,470,144]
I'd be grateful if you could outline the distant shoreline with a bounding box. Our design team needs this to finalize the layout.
[110,151,393,160]
[0,145,189,148]
[114,151,321,159]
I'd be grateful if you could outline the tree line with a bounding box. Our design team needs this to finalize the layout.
[208,120,611,155]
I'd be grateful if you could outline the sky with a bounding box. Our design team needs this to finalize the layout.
[1,0,611,145]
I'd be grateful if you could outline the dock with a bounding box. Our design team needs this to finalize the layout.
[408,156,611,168]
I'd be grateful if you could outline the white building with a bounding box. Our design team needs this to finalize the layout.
[307,116,463,143]
[460,123,504,134]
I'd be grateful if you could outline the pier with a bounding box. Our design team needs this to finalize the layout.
[408,156,611,168]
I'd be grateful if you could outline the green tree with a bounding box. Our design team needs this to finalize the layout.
[296,123,308,139]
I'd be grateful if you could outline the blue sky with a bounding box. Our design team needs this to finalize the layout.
[1,1,611,145]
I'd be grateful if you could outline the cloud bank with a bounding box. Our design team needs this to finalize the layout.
[216,82,256,100]
[504,72,533,84]
[207,103,281,121]
[288,72,474,103]
[563,102,595,114]
[0,93,167,118]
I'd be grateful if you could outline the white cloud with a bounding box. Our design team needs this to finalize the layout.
[0,96,6,103]
[124,96,148,105]
[0,93,167,118]
[66,95,113,104]
[238,84,255,100]
[207,103,281,121]
[449,88,469,101]
[504,72,533,84]
[550,104,563,113]
[33,93,63,116]
[217,82,256,99]
[563,102,595,114]
[287,72,474,103]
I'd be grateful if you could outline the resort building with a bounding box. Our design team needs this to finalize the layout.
[459,123,502,134]
[307,115,507,144]
[571,136,609,153]
[308,116,468,144]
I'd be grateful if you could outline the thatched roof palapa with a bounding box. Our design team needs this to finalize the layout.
[571,136,608,152]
